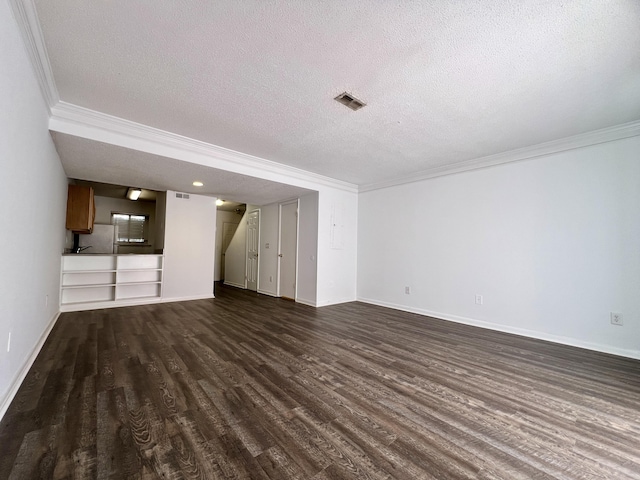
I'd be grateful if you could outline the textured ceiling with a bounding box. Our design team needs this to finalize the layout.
[35,0,640,186]
[52,133,313,205]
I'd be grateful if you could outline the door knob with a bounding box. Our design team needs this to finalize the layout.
[278,254,283,257]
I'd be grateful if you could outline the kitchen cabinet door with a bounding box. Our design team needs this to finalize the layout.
[66,185,95,233]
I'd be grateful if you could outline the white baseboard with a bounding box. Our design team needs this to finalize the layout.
[160,294,215,304]
[0,311,60,422]
[223,281,246,289]
[357,297,640,360]
[295,297,317,307]
[318,297,357,307]
[60,294,219,312]
[60,297,163,312]
[257,289,278,298]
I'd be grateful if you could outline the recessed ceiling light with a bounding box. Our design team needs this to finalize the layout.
[216,199,224,206]
[193,181,204,187]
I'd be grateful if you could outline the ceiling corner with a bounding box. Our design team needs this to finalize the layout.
[9,0,59,112]
[360,119,640,193]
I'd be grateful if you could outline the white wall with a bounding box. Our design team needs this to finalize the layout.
[316,188,358,306]
[297,193,319,306]
[162,191,216,301]
[155,191,166,251]
[257,203,279,296]
[224,210,249,289]
[214,210,242,282]
[358,136,640,358]
[0,2,69,417]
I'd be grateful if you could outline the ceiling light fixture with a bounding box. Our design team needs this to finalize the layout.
[334,92,366,111]
[192,181,204,187]
[216,199,224,206]
[127,188,142,201]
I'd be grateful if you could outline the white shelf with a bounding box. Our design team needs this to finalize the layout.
[61,285,114,305]
[63,255,116,271]
[116,282,161,300]
[117,255,162,270]
[62,283,116,289]
[62,270,116,287]
[63,269,117,274]
[117,268,163,272]
[61,254,163,310]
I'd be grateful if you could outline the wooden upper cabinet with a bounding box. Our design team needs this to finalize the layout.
[66,185,95,233]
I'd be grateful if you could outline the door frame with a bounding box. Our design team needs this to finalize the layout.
[245,209,260,291]
[277,200,299,300]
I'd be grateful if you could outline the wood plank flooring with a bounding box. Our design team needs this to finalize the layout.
[2,283,640,479]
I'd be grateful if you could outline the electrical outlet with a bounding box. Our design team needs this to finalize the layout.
[475,294,483,305]
[269,276,273,283]
[45,295,48,307]
[611,312,623,326]
[7,332,11,353]
[405,286,411,295]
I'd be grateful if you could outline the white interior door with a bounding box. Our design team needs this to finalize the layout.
[246,210,259,291]
[278,202,298,300]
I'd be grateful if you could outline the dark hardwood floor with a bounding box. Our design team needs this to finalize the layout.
[2,284,640,479]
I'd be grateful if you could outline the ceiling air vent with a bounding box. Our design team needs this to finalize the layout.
[175,193,190,199]
[334,92,366,111]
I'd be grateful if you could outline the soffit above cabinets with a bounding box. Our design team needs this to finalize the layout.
[73,180,157,202]
[52,132,314,206]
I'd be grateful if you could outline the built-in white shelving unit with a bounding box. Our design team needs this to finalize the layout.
[60,254,163,311]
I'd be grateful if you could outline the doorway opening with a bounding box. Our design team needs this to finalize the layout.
[219,192,317,306]
[215,202,245,285]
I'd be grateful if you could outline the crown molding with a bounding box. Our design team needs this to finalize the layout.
[9,0,59,112]
[11,0,638,194]
[49,102,358,194]
[360,119,640,192]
